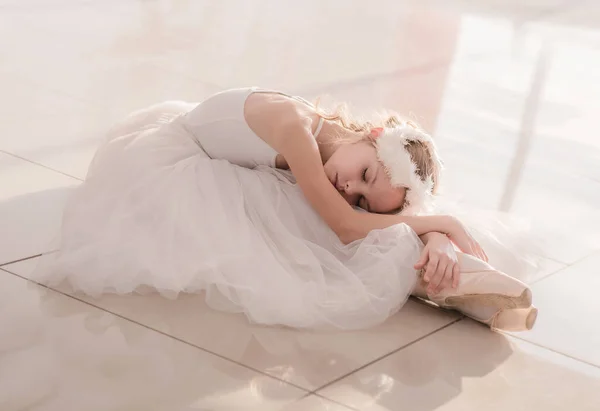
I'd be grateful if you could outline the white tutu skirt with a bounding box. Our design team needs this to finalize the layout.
[32,102,425,330]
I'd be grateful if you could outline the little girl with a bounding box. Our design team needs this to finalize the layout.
[36,87,537,331]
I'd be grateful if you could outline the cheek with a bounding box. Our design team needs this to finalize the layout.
[323,158,345,186]
[325,155,344,176]
[369,185,407,213]
[339,164,361,184]
[385,187,407,211]
[327,145,370,182]
[323,156,338,176]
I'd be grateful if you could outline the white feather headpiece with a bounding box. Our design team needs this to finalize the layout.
[374,125,443,215]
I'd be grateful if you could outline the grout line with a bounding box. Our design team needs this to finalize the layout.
[503,332,600,370]
[290,391,360,411]
[311,318,463,395]
[3,67,111,109]
[542,255,569,265]
[0,0,108,12]
[0,267,312,395]
[299,57,455,97]
[3,49,221,114]
[529,262,569,285]
[0,259,466,409]
[297,0,573,99]
[299,0,584,100]
[531,249,600,285]
[528,1,579,21]
[0,150,83,181]
[308,392,362,411]
[0,254,42,268]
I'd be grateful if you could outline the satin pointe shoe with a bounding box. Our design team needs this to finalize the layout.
[412,252,532,310]
[412,253,537,331]
[460,303,538,332]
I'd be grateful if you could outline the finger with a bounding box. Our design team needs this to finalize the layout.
[472,242,482,259]
[427,259,444,293]
[450,238,468,255]
[436,263,454,294]
[478,245,487,262]
[471,240,486,262]
[474,246,483,261]
[458,240,477,258]
[414,248,429,270]
[424,257,439,284]
[481,247,489,262]
[452,262,460,288]
[424,259,438,284]
[433,262,451,294]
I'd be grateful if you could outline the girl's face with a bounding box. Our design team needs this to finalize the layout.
[323,140,406,213]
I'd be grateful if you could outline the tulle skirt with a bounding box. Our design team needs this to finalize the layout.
[32,102,425,330]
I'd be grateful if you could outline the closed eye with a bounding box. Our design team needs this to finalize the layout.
[362,168,368,182]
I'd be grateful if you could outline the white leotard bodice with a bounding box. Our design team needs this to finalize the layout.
[178,87,324,169]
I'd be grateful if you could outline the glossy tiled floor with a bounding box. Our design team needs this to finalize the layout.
[1,1,599,410]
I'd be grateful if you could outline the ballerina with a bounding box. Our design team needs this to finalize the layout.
[33,87,537,331]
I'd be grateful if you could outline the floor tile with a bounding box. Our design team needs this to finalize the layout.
[1,1,456,93]
[424,16,600,263]
[530,257,566,283]
[283,395,355,411]
[0,153,78,265]
[423,0,574,17]
[0,69,218,179]
[1,0,571,99]
[6,57,220,123]
[0,3,221,119]
[297,63,457,135]
[0,70,105,179]
[511,251,600,366]
[534,0,600,27]
[4,257,459,392]
[0,269,305,411]
[317,37,600,265]
[146,0,463,91]
[319,319,600,411]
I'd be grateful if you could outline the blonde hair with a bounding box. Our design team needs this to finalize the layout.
[313,99,440,195]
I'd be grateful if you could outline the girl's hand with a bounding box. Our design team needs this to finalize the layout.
[441,216,488,262]
[415,232,460,295]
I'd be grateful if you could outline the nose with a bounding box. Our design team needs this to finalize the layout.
[337,181,361,206]
[342,181,358,195]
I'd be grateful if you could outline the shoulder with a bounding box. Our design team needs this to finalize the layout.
[245,92,308,124]
[244,92,314,148]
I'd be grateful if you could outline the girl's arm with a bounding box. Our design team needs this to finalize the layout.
[260,107,486,260]
[277,121,452,243]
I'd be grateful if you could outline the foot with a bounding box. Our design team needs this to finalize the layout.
[413,253,532,310]
[412,253,536,331]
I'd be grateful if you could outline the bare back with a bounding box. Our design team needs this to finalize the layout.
[243,91,323,169]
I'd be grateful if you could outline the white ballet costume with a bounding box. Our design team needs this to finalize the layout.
[33,87,426,330]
